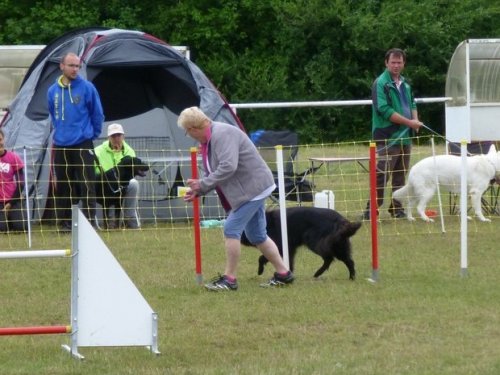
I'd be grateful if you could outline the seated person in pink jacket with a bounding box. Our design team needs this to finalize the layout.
[0,129,27,232]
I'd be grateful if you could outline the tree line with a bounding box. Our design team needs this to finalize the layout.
[1,0,500,142]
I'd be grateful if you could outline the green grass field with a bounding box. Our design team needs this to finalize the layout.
[1,140,500,374]
[1,218,499,374]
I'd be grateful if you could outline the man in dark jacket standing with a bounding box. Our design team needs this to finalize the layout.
[47,52,104,231]
[363,48,422,220]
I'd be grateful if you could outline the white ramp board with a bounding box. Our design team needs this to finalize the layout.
[74,210,158,350]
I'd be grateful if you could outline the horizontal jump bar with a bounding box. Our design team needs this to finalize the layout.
[230,97,450,109]
[0,249,71,259]
[0,325,71,336]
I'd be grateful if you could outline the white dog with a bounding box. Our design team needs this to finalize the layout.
[392,144,500,222]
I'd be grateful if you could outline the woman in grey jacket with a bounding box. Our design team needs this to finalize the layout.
[178,106,294,291]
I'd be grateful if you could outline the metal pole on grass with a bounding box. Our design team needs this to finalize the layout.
[22,147,32,248]
[275,145,290,269]
[460,141,468,277]
[430,137,446,233]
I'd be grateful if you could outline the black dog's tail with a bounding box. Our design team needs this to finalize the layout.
[327,220,362,243]
[342,220,362,237]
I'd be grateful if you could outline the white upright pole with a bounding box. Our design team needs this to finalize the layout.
[430,138,446,233]
[66,205,83,359]
[275,146,290,269]
[460,141,468,277]
[22,147,32,248]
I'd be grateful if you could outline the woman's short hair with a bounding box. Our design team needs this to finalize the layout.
[177,106,210,130]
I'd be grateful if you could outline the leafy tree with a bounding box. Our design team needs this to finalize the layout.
[2,0,500,142]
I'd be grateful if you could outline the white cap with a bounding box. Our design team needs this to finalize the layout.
[107,123,125,136]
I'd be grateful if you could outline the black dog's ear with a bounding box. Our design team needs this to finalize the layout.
[133,156,150,171]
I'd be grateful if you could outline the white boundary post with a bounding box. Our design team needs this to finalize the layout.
[275,146,290,269]
[22,147,32,248]
[460,142,468,277]
[67,210,81,359]
[430,137,446,233]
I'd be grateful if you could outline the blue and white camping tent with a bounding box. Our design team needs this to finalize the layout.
[1,27,242,222]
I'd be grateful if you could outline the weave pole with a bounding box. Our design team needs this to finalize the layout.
[460,141,468,277]
[368,142,379,282]
[22,147,32,248]
[430,137,446,233]
[274,145,290,269]
[190,147,203,285]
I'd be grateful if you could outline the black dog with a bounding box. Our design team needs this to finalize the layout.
[241,207,361,279]
[95,155,149,226]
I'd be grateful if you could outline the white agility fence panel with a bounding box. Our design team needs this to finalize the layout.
[1,208,159,359]
[73,209,159,350]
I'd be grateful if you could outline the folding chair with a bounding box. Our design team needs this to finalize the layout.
[250,130,318,205]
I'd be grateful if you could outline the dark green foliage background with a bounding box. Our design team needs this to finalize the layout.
[2,0,499,142]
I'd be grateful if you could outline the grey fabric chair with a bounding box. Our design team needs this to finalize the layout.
[250,130,318,204]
